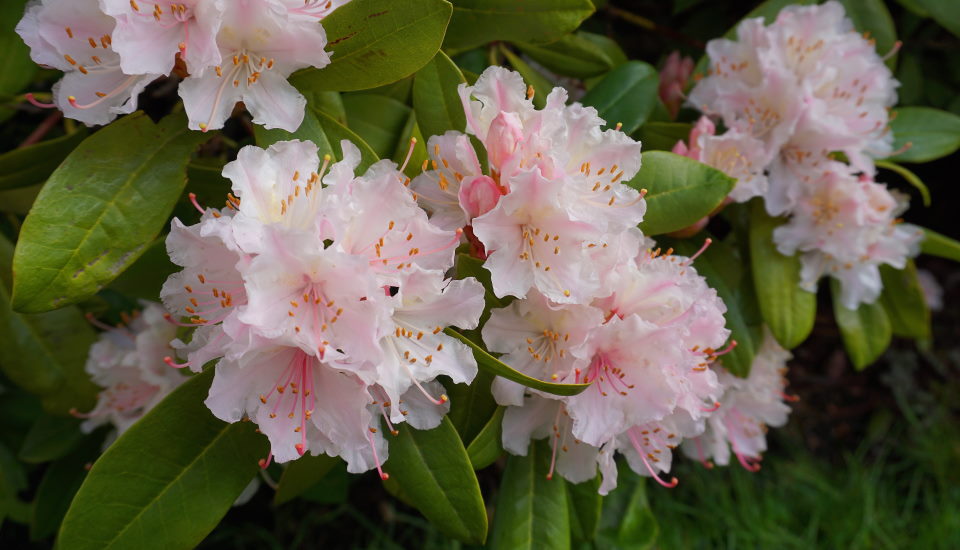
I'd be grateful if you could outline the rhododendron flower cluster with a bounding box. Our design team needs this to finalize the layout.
[76,302,186,440]
[679,1,922,308]
[16,0,343,131]
[161,139,484,474]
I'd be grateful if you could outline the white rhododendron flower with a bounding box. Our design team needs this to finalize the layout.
[683,331,794,470]
[77,303,185,438]
[162,139,484,472]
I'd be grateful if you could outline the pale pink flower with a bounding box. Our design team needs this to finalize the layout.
[178,0,331,132]
[77,303,186,437]
[683,330,793,470]
[279,0,351,21]
[916,269,943,312]
[99,0,224,75]
[16,0,161,125]
[410,132,495,231]
[673,116,770,202]
[658,51,694,119]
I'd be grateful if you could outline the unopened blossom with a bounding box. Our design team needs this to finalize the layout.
[658,51,694,119]
[77,303,185,438]
[673,116,770,203]
[163,139,484,472]
[772,163,922,308]
[683,330,793,470]
[16,0,161,125]
[178,0,332,132]
[99,0,224,76]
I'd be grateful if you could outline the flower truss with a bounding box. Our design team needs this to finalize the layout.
[679,0,922,308]
[161,138,484,474]
[17,0,345,131]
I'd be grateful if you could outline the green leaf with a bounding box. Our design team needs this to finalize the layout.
[614,477,658,549]
[920,227,960,263]
[106,239,177,302]
[878,261,930,340]
[748,201,816,349]
[12,112,210,313]
[566,476,602,542]
[58,369,267,550]
[290,0,452,92]
[444,0,594,51]
[0,235,98,414]
[578,31,629,68]
[514,32,615,79]
[838,0,898,69]
[18,415,84,464]
[912,0,960,37]
[445,328,590,396]
[315,108,381,172]
[273,453,341,506]
[627,151,735,236]
[875,160,931,207]
[447,369,498,444]
[413,51,468,140]
[465,405,504,469]
[341,93,412,158]
[0,0,37,100]
[30,433,102,541]
[500,46,552,109]
[391,111,429,179]
[831,280,891,370]
[886,107,960,163]
[0,130,89,191]
[581,61,659,135]
[384,418,487,544]
[489,439,570,550]
[634,122,691,152]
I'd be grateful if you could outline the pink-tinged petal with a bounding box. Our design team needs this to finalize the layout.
[458,175,501,219]
[243,70,307,132]
[597,441,619,495]
[459,66,532,140]
[491,377,526,407]
[179,70,245,131]
[501,395,560,456]
[396,380,450,430]
[53,70,158,126]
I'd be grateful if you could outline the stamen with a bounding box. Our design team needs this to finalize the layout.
[367,430,389,480]
[24,93,56,109]
[399,137,417,173]
[163,356,192,369]
[683,238,712,264]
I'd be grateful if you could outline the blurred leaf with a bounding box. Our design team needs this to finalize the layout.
[445,328,590,396]
[365,77,414,104]
[913,0,960,37]
[305,90,347,124]
[634,122,691,152]
[290,0,452,91]
[465,405,504,469]
[254,103,335,153]
[832,280,892,370]
[413,50,468,140]
[875,160,931,206]
[601,476,658,549]
[567,476,602,542]
[515,32,615,79]
[581,61,659,135]
[748,201,816,349]
[886,107,960,163]
[106,239,176,302]
[0,183,42,214]
[12,112,209,313]
[316,109,381,172]
[879,261,930,340]
[626,151,735,236]
[0,0,37,99]
[838,0,897,69]
[920,227,960,262]
[444,0,594,51]
[342,93,411,158]
[447,369,498,444]
[273,453,341,506]
[385,418,487,544]
[578,31,628,68]
[500,46,552,109]
[391,111,429,178]
[18,415,84,464]
[30,432,102,541]
[0,130,88,191]
[58,369,267,550]
[489,439,570,550]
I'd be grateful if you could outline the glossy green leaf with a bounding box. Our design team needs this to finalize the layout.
[578,31,628,68]
[106,239,177,302]
[254,103,336,154]
[465,405,504,469]
[489,439,570,550]
[832,280,892,370]
[627,151,736,236]
[445,328,590,396]
[0,130,88,191]
[566,476,602,542]
[18,415,84,464]
[444,0,594,51]
[838,0,897,68]
[913,0,960,37]
[886,107,960,163]
[749,201,816,349]
[0,235,98,413]
[306,90,347,124]
[875,160,931,207]
[58,369,267,550]
[634,122,691,152]
[12,112,210,313]
[391,111,429,179]
[273,453,341,506]
[290,0,452,92]
[581,61,659,135]
[316,109,380,172]
[447,369,498,444]
[879,261,930,340]
[920,227,960,263]
[0,0,37,103]
[413,51,468,140]
[384,418,487,544]
[341,93,411,158]
[500,46,552,109]
[515,32,615,79]
[30,433,102,541]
